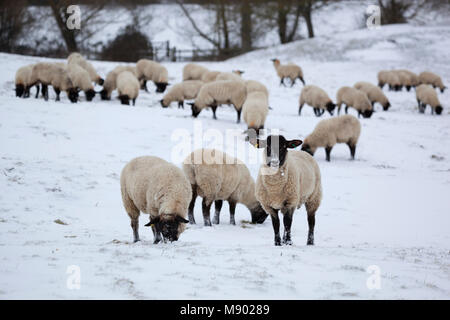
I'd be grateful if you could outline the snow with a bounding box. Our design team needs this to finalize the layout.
[1,23,450,299]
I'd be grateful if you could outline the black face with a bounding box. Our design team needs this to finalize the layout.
[85,89,96,101]
[250,135,303,168]
[119,95,130,105]
[15,84,25,97]
[441,88,446,93]
[326,102,336,115]
[68,88,78,103]
[190,103,201,117]
[98,78,104,86]
[155,82,168,93]
[383,102,390,111]
[250,204,268,224]
[435,106,443,115]
[301,143,314,156]
[160,99,168,108]
[362,110,373,118]
[145,215,189,242]
[100,89,110,100]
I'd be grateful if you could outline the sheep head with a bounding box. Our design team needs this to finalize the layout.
[250,135,302,168]
[145,215,189,242]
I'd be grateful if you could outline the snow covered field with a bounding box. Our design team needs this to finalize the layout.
[1,24,450,299]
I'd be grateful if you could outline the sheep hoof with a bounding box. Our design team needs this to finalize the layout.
[204,220,212,227]
[230,219,236,225]
[274,236,281,246]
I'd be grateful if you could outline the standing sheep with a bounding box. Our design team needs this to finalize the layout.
[249,135,322,246]
[67,63,96,101]
[183,63,209,81]
[242,91,269,136]
[120,156,191,243]
[301,115,361,161]
[298,85,336,117]
[100,65,138,100]
[182,149,267,226]
[15,64,38,98]
[136,59,169,93]
[416,84,443,115]
[29,62,59,100]
[354,81,390,111]
[116,71,140,105]
[336,86,373,118]
[67,52,104,85]
[419,71,446,93]
[271,59,305,87]
[189,80,247,123]
[160,80,204,108]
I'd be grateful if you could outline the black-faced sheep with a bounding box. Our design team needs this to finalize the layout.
[160,80,204,108]
[67,52,104,85]
[416,84,443,115]
[354,81,390,111]
[242,91,269,135]
[116,71,140,105]
[336,86,373,118]
[136,59,169,93]
[419,71,446,93]
[299,85,336,117]
[67,63,96,101]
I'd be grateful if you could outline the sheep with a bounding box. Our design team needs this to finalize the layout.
[15,64,38,98]
[120,156,191,243]
[67,52,104,85]
[385,71,402,91]
[419,71,446,93]
[100,65,137,100]
[245,80,269,97]
[249,135,322,246]
[242,91,269,136]
[336,86,373,118]
[189,80,247,123]
[271,58,304,87]
[136,59,169,93]
[301,115,361,162]
[298,85,336,117]
[416,84,443,115]
[116,71,140,106]
[160,80,204,108]
[201,70,221,83]
[183,63,209,81]
[354,81,390,111]
[29,62,60,101]
[396,69,419,91]
[215,71,244,82]
[50,64,78,103]
[67,63,96,101]
[182,148,267,226]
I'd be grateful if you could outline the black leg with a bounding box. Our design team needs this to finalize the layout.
[178,101,184,109]
[188,185,197,224]
[270,211,281,246]
[307,213,315,245]
[345,105,349,114]
[313,108,318,116]
[325,146,332,162]
[211,105,217,120]
[282,210,294,245]
[236,109,241,123]
[299,77,305,85]
[35,84,40,98]
[358,111,361,118]
[298,104,303,116]
[202,198,212,226]
[213,200,223,224]
[131,218,140,243]
[143,80,148,92]
[319,109,325,116]
[348,143,356,160]
[42,84,48,101]
[229,200,236,225]
[54,88,61,101]
[290,78,295,87]
[132,98,136,106]
[151,225,162,244]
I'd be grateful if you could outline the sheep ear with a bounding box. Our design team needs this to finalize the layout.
[145,216,160,226]
[287,139,302,149]
[176,216,189,224]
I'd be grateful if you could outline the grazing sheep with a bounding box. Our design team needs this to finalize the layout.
[136,59,169,93]
[301,115,361,161]
[396,69,419,91]
[299,85,336,117]
[242,91,269,135]
[183,63,209,81]
[120,156,191,243]
[160,80,204,108]
[215,71,243,82]
[15,64,38,98]
[416,84,443,115]
[271,59,304,87]
[245,80,269,97]
[419,71,446,93]
[100,65,137,100]
[116,71,140,105]
[249,135,322,246]
[182,149,267,226]
[67,52,104,85]
[67,63,96,101]
[354,81,390,111]
[336,86,373,118]
[201,70,221,83]
[189,80,247,123]
[29,62,62,100]
[50,65,78,103]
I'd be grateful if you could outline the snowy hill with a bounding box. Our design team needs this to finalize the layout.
[0,24,449,299]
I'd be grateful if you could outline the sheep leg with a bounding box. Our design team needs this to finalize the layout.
[318,109,325,116]
[130,218,140,243]
[280,78,286,87]
[202,198,212,227]
[42,84,49,101]
[325,146,332,162]
[344,105,349,114]
[229,200,236,225]
[54,88,61,101]
[178,101,184,109]
[306,212,315,245]
[236,109,242,123]
[298,104,304,116]
[188,185,197,224]
[132,99,136,106]
[347,143,356,160]
[270,210,281,246]
[35,84,40,98]
[213,200,223,224]
[337,104,341,115]
[142,80,148,92]
[282,209,294,245]
[290,78,295,87]
[299,77,305,85]
[151,225,162,244]
[211,105,218,120]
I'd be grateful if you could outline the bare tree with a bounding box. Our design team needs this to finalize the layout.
[377,0,427,25]
[240,1,252,50]
[0,0,34,52]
